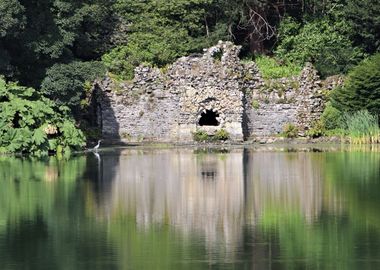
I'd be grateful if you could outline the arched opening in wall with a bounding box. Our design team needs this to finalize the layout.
[199,110,219,126]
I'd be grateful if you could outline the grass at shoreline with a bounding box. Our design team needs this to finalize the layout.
[344,111,380,144]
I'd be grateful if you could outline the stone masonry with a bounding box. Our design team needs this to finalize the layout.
[94,41,339,142]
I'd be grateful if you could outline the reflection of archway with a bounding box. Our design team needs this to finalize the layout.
[201,160,217,180]
[199,110,219,126]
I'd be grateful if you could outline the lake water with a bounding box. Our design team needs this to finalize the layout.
[1,146,380,269]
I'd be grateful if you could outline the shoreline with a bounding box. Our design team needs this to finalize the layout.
[94,137,380,153]
[3,137,380,158]
[101,135,345,147]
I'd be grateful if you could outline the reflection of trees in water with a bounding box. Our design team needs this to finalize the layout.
[324,152,380,226]
[248,151,380,270]
[0,156,87,223]
[245,151,324,225]
[0,155,118,269]
[2,150,380,269]
[83,151,120,218]
[85,148,380,269]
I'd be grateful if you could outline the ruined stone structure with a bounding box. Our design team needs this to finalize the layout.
[95,41,338,142]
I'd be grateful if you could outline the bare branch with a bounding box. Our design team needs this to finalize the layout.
[237,7,276,43]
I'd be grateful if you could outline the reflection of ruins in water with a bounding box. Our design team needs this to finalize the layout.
[246,151,324,224]
[91,148,326,251]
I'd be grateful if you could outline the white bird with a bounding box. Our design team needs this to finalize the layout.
[93,140,102,152]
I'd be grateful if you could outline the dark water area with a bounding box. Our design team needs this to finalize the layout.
[1,146,380,269]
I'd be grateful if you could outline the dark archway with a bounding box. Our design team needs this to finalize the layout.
[199,110,219,126]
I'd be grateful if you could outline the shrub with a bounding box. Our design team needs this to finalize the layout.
[252,99,260,109]
[321,102,344,130]
[41,61,106,115]
[213,129,229,141]
[0,78,86,156]
[101,21,204,80]
[306,120,326,138]
[193,129,230,142]
[330,53,380,115]
[254,55,302,79]
[282,123,298,138]
[193,130,209,142]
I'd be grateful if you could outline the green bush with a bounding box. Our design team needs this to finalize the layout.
[254,55,302,79]
[0,78,86,156]
[306,121,326,138]
[282,123,299,138]
[193,130,209,142]
[41,61,106,115]
[275,17,364,77]
[252,99,260,109]
[213,129,229,141]
[330,53,380,115]
[321,102,343,130]
[193,129,230,142]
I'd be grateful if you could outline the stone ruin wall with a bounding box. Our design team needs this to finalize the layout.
[246,63,324,137]
[95,41,340,142]
[95,67,180,142]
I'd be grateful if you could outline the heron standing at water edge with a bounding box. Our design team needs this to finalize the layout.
[93,140,102,152]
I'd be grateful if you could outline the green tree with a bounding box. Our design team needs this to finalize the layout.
[0,0,25,37]
[275,17,364,77]
[0,0,25,77]
[40,61,105,115]
[343,0,380,54]
[331,53,380,115]
[0,0,116,86]
[104,0,218,79]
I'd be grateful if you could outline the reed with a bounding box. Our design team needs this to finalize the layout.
[344,111,380,144]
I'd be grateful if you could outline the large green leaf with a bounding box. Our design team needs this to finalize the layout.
[32,127,47,146]
[0,78,86,155]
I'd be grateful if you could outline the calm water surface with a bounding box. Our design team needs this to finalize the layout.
[1,146,380,269]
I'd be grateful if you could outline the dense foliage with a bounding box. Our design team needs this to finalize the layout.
[0,78,85,156]
[102,0,379,79]
[0,0,117,86]
[0,0,379,153]
[275,17,364,77]
[103,0,219,79]
[320,102,343,130]
[41,61,105,115]
[1,0,378,83]
[331,54,380,115]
